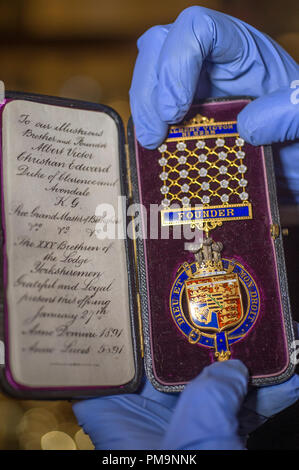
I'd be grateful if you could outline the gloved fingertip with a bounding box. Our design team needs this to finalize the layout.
[157,99,190,124]
[246,372,299,419]
[289,373,299,397]
[204,358,249,378]
[72,397,98,420]
[156,73,193,124]
[188,358,249,406]
[133,118,169,150]
[224,358,249,376]
[138,140,159,150]
[72,402,89,427]
[136,130,168,150]
[285,371,299,388]
[136,24,171,51]
[237,87,299,146]
[237,109,260,146]
[208,359,249,392]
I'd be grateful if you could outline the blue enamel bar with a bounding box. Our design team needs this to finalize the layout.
[166,121,238,142]
[161,203,252,226]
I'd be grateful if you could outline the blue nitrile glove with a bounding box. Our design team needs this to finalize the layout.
[73,356,299,450]
[74,9,299,449]
[129,6,299,203]
[237,87,299,201]
[73,360,248,450]
[238,321,299,438]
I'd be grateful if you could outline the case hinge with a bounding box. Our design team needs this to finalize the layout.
[125,142,144,357]
[125,143,133,200]
[270,224,280,239]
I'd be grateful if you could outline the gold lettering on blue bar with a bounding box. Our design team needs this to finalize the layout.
[166,114,238,142]
[161,203,252,226]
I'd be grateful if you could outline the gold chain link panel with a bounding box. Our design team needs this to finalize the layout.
[158,137,249,209]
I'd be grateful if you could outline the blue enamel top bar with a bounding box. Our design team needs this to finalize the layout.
[166,121,238,142]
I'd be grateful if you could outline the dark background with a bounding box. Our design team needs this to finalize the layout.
[0,0,298,450]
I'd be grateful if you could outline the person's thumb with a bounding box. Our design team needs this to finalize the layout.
[237,85,299,146]
[161,360,248,450]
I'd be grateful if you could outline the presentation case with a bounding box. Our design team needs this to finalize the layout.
[0,91,294,399]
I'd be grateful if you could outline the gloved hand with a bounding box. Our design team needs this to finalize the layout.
[73,8,299,450]
[238,321,299,438]
[73,357,299,450]
[129,6,299,203]
[238,87,299,202]
[73,360,248,450]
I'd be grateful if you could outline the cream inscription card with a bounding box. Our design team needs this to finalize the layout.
[2,100,135,387]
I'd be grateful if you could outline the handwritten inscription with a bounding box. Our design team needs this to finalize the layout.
[2,100,134,387]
